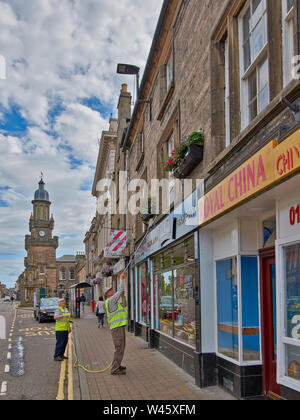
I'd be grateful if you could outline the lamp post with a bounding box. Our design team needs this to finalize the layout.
[117,63,140,102]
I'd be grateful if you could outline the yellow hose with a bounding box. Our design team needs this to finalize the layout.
[71,340,112,374]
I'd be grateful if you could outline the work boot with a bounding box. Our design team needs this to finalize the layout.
[54,356,64,362]
[111,369,126,375]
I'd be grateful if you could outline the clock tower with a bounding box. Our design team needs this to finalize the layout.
[23,176,59,303]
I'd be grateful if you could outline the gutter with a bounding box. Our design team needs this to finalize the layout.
[121,0,170,150]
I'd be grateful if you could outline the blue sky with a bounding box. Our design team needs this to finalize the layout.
[0,0,163,288]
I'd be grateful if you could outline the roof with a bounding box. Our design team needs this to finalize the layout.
[56,255,76,263]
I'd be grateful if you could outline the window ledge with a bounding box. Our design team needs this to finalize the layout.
[157,82,175,121]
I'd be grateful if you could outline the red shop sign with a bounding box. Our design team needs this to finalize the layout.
[289,205,300,226]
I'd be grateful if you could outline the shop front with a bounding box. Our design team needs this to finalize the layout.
[198,128,300,399]
[132,191,200,378]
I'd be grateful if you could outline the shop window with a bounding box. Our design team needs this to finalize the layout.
[158,270,174,337]
[138,262,150,325]
[174,266,196,346]
[153,236,196,347]
[217,256,261,363]
[241,256,260,361]
[217,257,239,361]
[278,241,300,388]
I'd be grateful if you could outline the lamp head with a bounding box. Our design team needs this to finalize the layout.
[117,63,140,75]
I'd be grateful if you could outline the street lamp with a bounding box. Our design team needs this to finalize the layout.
[117,63,140,102]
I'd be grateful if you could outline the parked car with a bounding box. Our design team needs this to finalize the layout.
[3,296,11,303]
[36,298,59,323]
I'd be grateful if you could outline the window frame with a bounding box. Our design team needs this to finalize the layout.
[214,253,262,366]
[282,0,295,87]
[224,37,231,147]
[276,234,300,393]
[238,0,270,129]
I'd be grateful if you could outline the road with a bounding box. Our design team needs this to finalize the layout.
[0,302,79,400]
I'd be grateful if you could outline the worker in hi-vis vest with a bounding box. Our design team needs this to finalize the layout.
[53,298,71,361]
[105,274,128,375]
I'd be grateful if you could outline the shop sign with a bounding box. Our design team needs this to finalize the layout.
[199,129,300,226]
[134,192,198,264]
[104,230,127,258]
[175,190,198,238]
[278,193,300,239]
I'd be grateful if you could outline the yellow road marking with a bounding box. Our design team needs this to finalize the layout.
[68,333,74,401]
[56,352,67,401]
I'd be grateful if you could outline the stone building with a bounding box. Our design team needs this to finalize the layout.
[91,117,118,300]
[112,0,300,401]
[21,177,59,304]
[19,178,82,304]
[56,255,77,293]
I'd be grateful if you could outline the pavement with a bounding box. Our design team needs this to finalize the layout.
[72,306,236,401]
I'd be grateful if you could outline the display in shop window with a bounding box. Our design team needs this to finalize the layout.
[284,244,300,339]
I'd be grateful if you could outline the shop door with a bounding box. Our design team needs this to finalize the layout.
[260,249,280,399]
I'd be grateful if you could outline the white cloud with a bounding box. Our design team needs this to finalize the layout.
[0,0,163,287]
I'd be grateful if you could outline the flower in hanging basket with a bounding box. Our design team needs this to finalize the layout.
[164,130,204,174]
[93,278,103,285]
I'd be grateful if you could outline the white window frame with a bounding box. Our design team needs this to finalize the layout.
[59,268,66,281]
[69,267,75,281]
[214,253,262,367]
[239,0,269,129]
[225,38,231,147]
[282,0,295,87]
[276,234,300,393]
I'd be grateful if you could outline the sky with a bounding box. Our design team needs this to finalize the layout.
[0,0,163,288]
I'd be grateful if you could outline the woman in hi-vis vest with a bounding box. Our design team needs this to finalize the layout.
[53,298,71,361]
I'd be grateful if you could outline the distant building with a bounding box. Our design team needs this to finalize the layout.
[18,177,82,304]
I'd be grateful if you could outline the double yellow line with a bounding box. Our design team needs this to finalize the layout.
[56,332,74,401]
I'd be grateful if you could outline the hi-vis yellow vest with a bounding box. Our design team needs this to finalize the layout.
[105,300,128,330]
[55,306,70,332]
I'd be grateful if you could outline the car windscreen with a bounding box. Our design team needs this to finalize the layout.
[40,298,59,308]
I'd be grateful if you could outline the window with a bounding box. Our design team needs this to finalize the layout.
[153,237,196,347]
[69,267,75,281]
[282,0,295,86]
[224,38,231,147]
[59,267,66,281]
[167,135,175,206]
[40,265,45,274]
[278,242,300,390]
[239,0,269,128]
[216,256,260,363]
[138,263,150,325]
[166,52,173,91]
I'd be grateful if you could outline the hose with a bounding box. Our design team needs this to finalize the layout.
[71,333,112,374]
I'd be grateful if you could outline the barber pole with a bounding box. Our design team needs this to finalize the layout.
[104,230,127,258]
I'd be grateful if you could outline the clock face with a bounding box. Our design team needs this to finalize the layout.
[39,230,46,237]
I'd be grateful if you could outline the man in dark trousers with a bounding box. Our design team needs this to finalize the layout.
[105,274,127,375]
[79,293,86,313]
